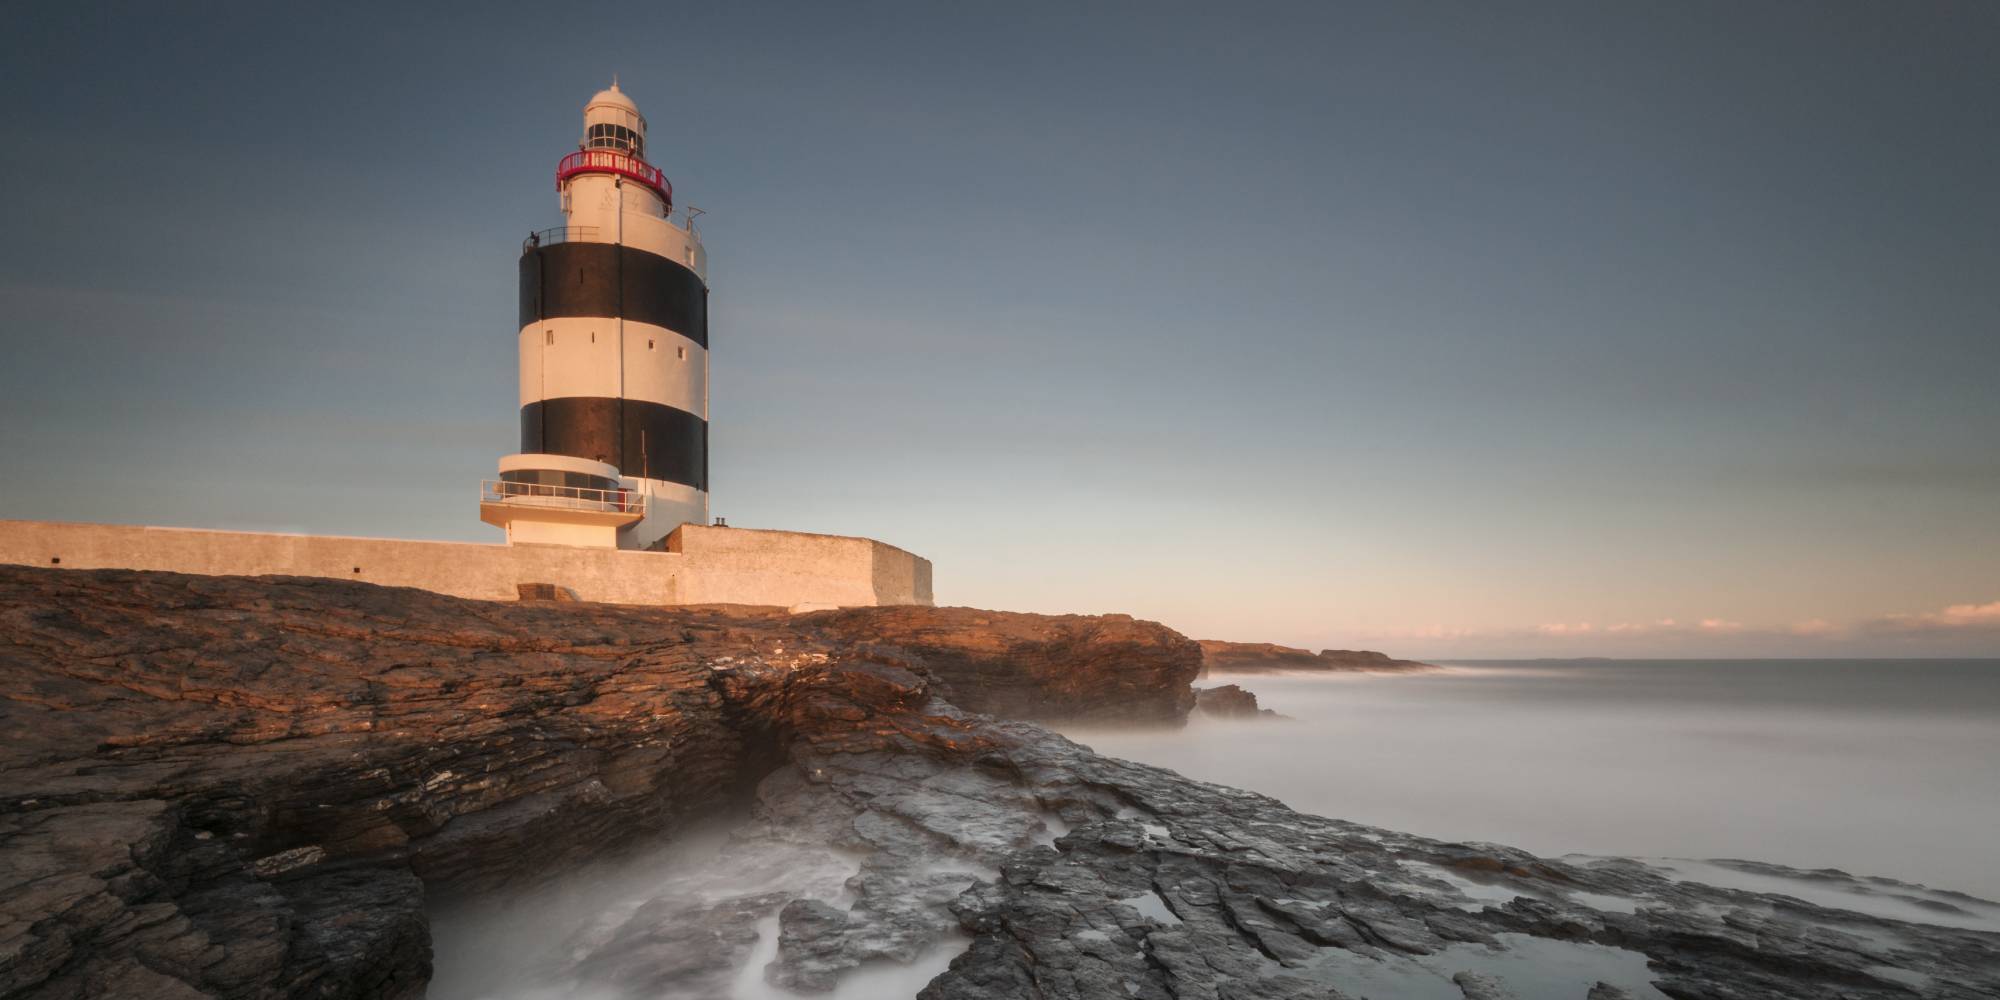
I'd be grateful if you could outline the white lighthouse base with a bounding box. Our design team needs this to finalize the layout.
[479,455,645,549]
[478,502,637,548]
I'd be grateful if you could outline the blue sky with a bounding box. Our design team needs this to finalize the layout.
[3,2,1996,655]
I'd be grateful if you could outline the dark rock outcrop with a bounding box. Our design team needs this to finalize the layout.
[1315,647,1433,670]
[1192,684,1277,719]
[1198,640,1435,675]
[4,566,1996,1000]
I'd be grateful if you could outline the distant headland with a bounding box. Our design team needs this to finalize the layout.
[1196,639,1436,676]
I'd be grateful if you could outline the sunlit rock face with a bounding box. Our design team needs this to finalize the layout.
[3,566,1997,999]
[808,606,1202,724]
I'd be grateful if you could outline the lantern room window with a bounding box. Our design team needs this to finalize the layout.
[586,123,642,156]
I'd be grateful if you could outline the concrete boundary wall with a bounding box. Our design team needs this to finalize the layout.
[0,520,932,609]
[668,524,933,608]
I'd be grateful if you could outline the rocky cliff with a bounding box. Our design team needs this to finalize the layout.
[3,567,1994,1000]
[0,568,1193,998]
[807,606,1200,724]
[1197,640,1435,675]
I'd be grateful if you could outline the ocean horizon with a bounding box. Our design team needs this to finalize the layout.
[1064,657,2000,902]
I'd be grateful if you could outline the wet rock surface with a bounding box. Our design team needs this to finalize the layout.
[743,717,2000,1000]
[512,690,2000,1000]
[4,566,1997,999]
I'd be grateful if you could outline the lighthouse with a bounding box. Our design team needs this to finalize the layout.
[480,83,710,550]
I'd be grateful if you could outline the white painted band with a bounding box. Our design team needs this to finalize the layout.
[517,317,708,414]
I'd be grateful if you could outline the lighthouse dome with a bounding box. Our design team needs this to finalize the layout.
[582,82,646,154]
[586,83,639,116]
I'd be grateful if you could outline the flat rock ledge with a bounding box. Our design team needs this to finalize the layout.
[1,567,1994,999]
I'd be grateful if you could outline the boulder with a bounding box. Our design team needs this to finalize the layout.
[1193,684,1276,718]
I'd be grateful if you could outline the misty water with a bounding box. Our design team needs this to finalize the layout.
[429,660,2000,999]
[428,830,976,1000]
[1063,659,2000,900]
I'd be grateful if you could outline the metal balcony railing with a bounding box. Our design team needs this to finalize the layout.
[556,148,672,204]
[524,226,600,251]
[480,480,644,516]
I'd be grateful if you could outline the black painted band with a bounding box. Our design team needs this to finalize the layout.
[520,397,708,491]
[519,242,709,347]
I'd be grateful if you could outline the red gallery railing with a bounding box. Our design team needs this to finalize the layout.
[556,149,672,205]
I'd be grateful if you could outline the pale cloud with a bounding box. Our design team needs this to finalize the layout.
[1862,600,2000,635]
[1536,622,1594,635]
[1922,600,2000,625]
[1341,597,2000,657]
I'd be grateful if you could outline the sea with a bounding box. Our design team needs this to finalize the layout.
[1060,658,2000,900]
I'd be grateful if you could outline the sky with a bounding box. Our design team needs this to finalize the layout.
[2,2,1996,657]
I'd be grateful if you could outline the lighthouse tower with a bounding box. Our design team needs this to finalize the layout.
[480,83,710,550]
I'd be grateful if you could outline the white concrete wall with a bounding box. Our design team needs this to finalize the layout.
[0,520,932,610]
[504,518,622,549]
[623,479,705,552]
[668,525,934,608]
[0,521,682,604]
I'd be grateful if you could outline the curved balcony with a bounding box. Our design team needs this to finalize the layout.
[557,149,672,205]
[481,479,643,515]
[478,480,645,550]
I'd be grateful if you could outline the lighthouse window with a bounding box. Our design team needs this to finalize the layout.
[586,123,642,155]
